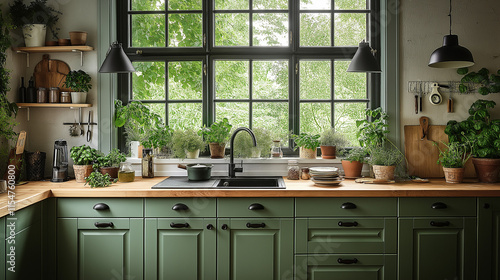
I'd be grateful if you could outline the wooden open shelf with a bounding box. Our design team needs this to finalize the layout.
[12,46,94,53]
[16,103,92,108]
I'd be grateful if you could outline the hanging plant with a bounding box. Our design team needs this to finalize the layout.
[457,67,500,95]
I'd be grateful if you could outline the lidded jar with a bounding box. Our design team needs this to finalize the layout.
[287,160,300,180]
[271,140,283,158]
[118,162,135,183]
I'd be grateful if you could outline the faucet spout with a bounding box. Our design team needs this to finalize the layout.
[229,127,257,178]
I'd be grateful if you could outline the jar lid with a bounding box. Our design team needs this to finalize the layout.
[288,160,298,164]
[38,87,46,90]
[61,92,70,95]
[50,87,60,90]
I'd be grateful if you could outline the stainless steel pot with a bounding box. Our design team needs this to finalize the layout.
[178,164,213,181]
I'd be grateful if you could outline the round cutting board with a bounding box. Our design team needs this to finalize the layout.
[34,54,71,92]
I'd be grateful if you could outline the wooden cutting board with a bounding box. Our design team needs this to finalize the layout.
[34,54,71,91]
[404,125,476,178]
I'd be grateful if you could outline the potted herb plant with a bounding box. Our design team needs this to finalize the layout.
[436,142,472,184]
[291,133,321,159]
[200,118,232,158]
[70,145,99,183]
[368,145,404,181]
[356,107,389,149]
[445,99,500,183]
[171,129,206,159]
[340,147,367,178]
[63,70,92,104]
[93,148,127,179]
[85,171,116,188]
[319,128,349,159]
[9,0,62,47]
[233,127,273,158]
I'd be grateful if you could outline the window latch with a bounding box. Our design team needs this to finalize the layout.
[295,63,298,74]
[203,64,207,76]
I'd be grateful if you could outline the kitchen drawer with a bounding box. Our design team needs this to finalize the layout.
[296,198,397,217]
[217,198,294,217]
[145,198,216,217]
[399,197,476,217]
[57,198,143,217]
[296,218,397,254]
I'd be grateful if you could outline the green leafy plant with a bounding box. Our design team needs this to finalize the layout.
[232,127,273,158]
[457,67,500,95]
[200,118,232,144]
[356,107,389,149]
[320,128,349,147]
[85,171,116,188]
[93,148,126,169]
[291,133,321,150]
[341,147,367,163]
[436,141,472,168]
[171,129,206,159]
[64,70,92,92]
[9,0,62,39]
[368,146,404,166]
[70,145,99,165]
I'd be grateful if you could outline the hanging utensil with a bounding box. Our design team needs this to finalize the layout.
[69,110,79,137]
[87,111,92,142]
[414,93,419,114]
[448,92,454,113]
[79,108,84,136]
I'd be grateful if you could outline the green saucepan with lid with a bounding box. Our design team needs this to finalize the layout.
[178,164,213,181]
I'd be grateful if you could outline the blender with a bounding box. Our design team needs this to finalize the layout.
[51,140,69,182]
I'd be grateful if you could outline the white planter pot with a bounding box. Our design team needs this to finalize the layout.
[185,149,200,159]
[70,92,87,104]
[130,141,140,158]
[22,24,47,47]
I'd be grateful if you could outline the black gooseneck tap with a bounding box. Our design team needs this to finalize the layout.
[228,127,257,178]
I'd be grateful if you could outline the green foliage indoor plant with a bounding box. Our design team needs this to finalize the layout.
[93,148,127,179]
[457,67,500,95]
[233,127,273,158]
[70,145,99,183]
[340,147,367,178]
[368,145,404,181]
[171,129,206,159]
[85,171,116,188]
[319,128,349,159]
[63,70,92,104]
[291,133,320,159]
[200,118,232,158]
[356,107,389,149]
[436,141,472,183]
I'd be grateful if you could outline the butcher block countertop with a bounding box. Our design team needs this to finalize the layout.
[1,177,500,217]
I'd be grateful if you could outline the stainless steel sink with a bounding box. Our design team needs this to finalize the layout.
[214,177,285,189]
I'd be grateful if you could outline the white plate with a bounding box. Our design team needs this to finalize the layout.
[309,167,339,173]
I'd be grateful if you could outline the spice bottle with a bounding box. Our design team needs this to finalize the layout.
[18,77,26,103]
[26,78,36,103]
[142,148,154,178]
[287,160,300,180]
[301,167,310,180]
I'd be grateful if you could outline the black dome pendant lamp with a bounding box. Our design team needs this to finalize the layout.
[428,0,474,68]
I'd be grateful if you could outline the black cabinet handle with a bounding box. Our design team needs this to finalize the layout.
[341,202,357,209]
[207,224,214,230]
[93,203,110,211]
[170,222,189,228]
[484,203,490,209]
[338,221,358,227]
[337,258,358,264]
[248,203,264,210]
[431,202,447,209]
[430,221,450,227]
[94,222,114,228]
[246,222,266,228]
[222,224,228,230]
[172,203,189,211]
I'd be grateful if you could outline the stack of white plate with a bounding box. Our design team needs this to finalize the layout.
[309,167,343,186]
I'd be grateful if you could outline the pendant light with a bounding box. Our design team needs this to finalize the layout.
[428,0,474,68]
[347,40,381,73]
[99,42,135,73]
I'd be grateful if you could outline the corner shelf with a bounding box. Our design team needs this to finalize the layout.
[12,46,94,67]
[16,103,92,121]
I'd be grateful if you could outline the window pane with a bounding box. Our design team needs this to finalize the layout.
[144,103,166,123]
[132,62,165,100]
[131,14,165,47]
[300,13,330,46]
[215,0,249,10]
[334,102,366,146]
[215,13,249,46]
[253,60,288,99]
[215,61,249,99]
[300,0,331,10]
[334,60,366,99]
[300,60,331,100]
[253,0,288,10]
[169,103,203,129]
[169,61,203,100]
[168,0,202,10]
[131,0,165,11]
[253,102,288,139]
[335,0,367,10]
[253,13,289,47]
[300,103,330,135]
[334,13,366,46]
[216,103,249,128]
[168,14,203,47]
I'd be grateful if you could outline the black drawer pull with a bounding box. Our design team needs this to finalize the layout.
[338,221,358,227]
[222,224,228,230]
[431,202,447,209]
[337,258,358,264]
[207,224,215,230]
[246,222,266,228]
[94,222,114,228]
[170,222,189,228]
[172,203,189,211]
[93,203,110,210]
[430,221,450,227]
[248,203,264,210]
[341,202,357,209]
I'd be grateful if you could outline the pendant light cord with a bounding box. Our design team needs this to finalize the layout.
[448,0,452,35]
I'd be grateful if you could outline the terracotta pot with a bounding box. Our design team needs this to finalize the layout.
[320,145,337,159]
[342,160,364,178]
[100,167,119,179]
[472,158,500,183]
[73,164,93,183]
[69,31,88,45]
[58,38,70,46]
[443,167,465,183]
[372,165,396,180]
[45,40,58,46]
[299,147,317,159]
[209,143,225,159]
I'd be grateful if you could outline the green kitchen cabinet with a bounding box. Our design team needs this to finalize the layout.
[477,198,500,280]
[1,216,5,279]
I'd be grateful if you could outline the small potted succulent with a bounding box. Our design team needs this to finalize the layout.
[171,129,206,159]
[368,145,404,181]
[70,145,99,183]
[436,141,472,184]
[340,147,367,178]
[93,148,127,179]
[63,70,92,104]
[319,128,349,159]
[200,118,232,158]
[291,133,321,159]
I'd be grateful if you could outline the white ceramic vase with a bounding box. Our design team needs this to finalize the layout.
[22,24,46,47]
[185,149,200,159]
[130,141,140,158]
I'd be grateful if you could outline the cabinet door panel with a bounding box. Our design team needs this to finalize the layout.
[478,198,500,280]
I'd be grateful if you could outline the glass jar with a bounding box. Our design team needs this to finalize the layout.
[271,140,283,158]
[118,162,135,183]
[60,92,71,103]
[301,167,310,180]
[142,148,154,178]
[37,87,48,103]
[49,87,60,103]
[287,160,300,180]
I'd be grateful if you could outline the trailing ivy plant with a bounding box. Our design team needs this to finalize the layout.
[9,0,62,39]
[457,67,500,95]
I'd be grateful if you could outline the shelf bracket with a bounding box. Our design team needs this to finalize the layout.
[71,49,84,66]
[16,51,30,67]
